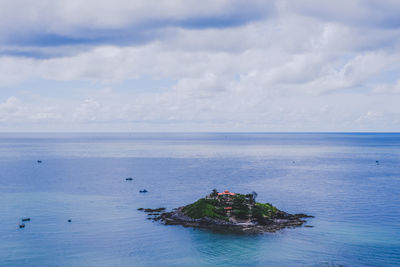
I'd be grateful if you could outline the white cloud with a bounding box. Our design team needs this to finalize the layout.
[373,80,400,94]
[0,1,400,131]
[72,99,102,122]
[0,97,26,122]
[0,96,63,123]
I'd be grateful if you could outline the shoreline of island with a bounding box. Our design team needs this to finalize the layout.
[140,189,313,234]
[159,207,312,234]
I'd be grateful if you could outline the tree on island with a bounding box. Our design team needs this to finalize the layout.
[232,194,250,219]
[210,189,218,198]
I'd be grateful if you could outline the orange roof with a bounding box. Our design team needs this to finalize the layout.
[224,207,232,210]
[217,190,236,196]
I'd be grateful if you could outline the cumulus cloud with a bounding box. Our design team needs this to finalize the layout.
[0,0,399,131]
[0,97,26,122]
[0,97,62,123]
[73,99,102,122]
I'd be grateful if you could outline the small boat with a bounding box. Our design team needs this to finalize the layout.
[125,177,133,181]
[19,223,25,228]
[22,218,30,222]
[37,160,42,163]
[139,189,148,193]
[68,219,72,222]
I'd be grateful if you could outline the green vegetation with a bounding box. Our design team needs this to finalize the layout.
[182,198,228,220]
[232,194,250,219]
[255,203,277,216]
[251,203,278,224]
[182,190,280,223]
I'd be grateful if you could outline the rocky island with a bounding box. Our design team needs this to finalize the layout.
[140,189,313,234]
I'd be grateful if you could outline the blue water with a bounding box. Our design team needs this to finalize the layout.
[0,133,399,266]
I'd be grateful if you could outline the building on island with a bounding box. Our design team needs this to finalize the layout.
[224,206,232,215]
[207,189,236,200]
[217,190,236,196]
[216,189,236,203]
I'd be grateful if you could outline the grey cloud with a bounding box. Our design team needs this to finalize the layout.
[286,0,400,29]
[0,0,275,49]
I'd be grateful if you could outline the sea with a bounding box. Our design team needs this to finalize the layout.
[0,133,399,266]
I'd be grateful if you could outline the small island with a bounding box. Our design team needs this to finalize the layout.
[141,189,313,234]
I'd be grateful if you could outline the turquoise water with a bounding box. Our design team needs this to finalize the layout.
[0,133,399,266]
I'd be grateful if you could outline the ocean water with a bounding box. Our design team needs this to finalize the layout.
[0,133,399,266]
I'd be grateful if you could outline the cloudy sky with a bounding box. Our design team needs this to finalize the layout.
[0,0,399,132]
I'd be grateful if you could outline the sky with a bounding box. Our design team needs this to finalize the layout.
[0,0,400,132]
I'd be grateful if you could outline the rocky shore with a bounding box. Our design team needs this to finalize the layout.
[157,207,312,234]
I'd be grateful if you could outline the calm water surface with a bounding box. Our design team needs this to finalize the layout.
[0,133,399,266]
